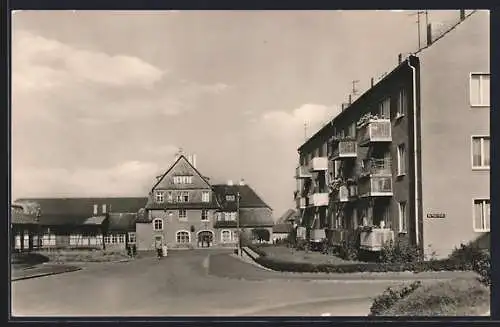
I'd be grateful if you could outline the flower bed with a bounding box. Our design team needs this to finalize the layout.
[36,249,130,263]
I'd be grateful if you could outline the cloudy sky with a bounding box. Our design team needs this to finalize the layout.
[11,10,464,217]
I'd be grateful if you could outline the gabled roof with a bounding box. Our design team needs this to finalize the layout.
[13,197,147,226]
[151,155,211,191]
[277,209,297,224]
[108,213,137,232]
[212,184,271,210]
[273,223,293,234]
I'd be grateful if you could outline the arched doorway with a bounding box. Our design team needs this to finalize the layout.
[197,230,214,248]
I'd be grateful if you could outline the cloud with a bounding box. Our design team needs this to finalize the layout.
[257,103,341,143]
[13,30,165,89]
[11,30,230,126]
[11,160,170,199]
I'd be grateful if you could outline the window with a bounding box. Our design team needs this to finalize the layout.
[128,232,136,244]
[232,231,239,242]
[379,97,391,119]
[472,136,490,169]
[202,191,210,203]
[173,176,193,184]
[398,201,408,233]
[397,89,407,117]
[153,218,163,231]
[155,191,164,203]
[104,236,111,244]
[70,234,82,246]
[93,204,98,215]
[176,191,189,202]
[470,74,490,107]
[397,144,407,176]
[111,235,118,244]
[226,195,236,202]
[221,230,231,243]
[201,210,209,221]
[176,231,190,243]
[118,234,125,243]
[179,209,187,220]
[231,212,237,221]
[167,192,173,203]
[473,199,490,232]
[102,204,107,214]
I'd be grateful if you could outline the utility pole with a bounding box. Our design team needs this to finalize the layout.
[236,191,241,256]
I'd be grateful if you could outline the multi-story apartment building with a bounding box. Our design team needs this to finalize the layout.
[294,10,489,258]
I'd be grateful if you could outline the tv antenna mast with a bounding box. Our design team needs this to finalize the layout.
[351,80,360,96]
[408,10,428,49]
[304,122,308,141]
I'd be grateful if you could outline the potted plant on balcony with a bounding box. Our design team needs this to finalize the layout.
[356,113,379,129]
[329,178,343,193]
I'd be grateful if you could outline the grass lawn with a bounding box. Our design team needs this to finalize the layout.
[379,278,490,316]
[259,245,359,266]
[35,249,130,263]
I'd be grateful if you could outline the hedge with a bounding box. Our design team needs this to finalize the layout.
[247,244,475,274]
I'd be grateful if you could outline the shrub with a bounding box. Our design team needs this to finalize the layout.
[369,281,423,316]
[380,239,421,264]
[295,239,307,251]
[338,231,360,261]
[246,244,267,257]
[473,251,490,286]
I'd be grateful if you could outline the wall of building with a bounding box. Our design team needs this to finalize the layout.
[419,11,490,258]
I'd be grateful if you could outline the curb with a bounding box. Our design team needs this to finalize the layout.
[12,266,82,282]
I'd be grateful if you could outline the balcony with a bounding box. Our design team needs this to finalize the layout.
[310,229,326,242]
[295,166,312,179]
[334,185,350,202]
[360,228,394,251]
[309,157,328,172]
[331,140,357,160]
[358,176,393,197]
[360,158,392,176]
[358,119,392,146]
[296,197,307,209]
[308,192,329,207]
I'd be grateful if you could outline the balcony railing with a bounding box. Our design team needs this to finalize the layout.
[358,176,393,197]
[335,185,350,202]
[310,229,326,242]
[358,119,392,146]
[360,158,392,177]
[308,192,329,207]
[331,140,357,160]
[296,165,312,179]
[309,157,328,172]
[360,228,394,251]
[296,197,307,209]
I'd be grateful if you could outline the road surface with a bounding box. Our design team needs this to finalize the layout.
[11,249,422,317]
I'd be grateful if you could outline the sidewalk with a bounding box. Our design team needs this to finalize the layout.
[208,252,479,282]
[11,264,81,281]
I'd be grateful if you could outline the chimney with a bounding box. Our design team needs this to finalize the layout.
[192,154,197,168]
[227,180,233,186]
[370,77,374,88]
[460,10,465,21]
[398,53,402,64]
[426,23,433,46]
[239,179,246,186]
[348,94,352,105]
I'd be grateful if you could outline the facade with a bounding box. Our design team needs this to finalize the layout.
[294,10,489,258]
[272,209,297,242]
[136,154,274,251]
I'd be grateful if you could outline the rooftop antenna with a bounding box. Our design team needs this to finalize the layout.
[408,10,426,49]
[304,122,308,141]
[351,80,360,96]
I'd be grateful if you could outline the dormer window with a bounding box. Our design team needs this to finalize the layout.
[155,191,164,203]
[102,204,107,214]
[173,175,193,184]
[226,195,236,202]
[93,204,98,215]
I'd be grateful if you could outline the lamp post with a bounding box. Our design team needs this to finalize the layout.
[236,191,241,256]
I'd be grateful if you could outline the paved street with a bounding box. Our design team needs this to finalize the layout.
[11,250,439,317]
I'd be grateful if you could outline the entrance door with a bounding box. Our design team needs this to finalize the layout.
[154,235,163,249]
[197,231,214,248]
